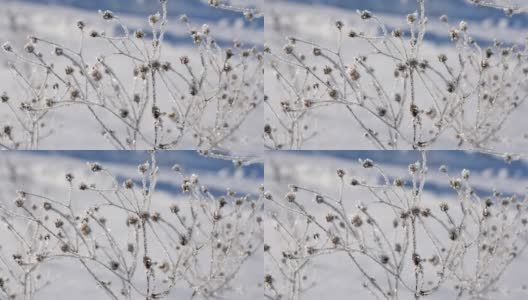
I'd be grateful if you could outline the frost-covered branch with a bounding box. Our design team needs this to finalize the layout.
[265,0,528,150]
[467,0,528,16]
[0,152,264,299]
[1,0,263,150]
[207,0,264,20]
[264,152,528,299]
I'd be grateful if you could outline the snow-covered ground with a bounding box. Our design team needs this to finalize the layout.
[2,1,528,299]
[0,0,263,152]
[264,150,528,299]
[0,151,264,299]
[265,0,528,151]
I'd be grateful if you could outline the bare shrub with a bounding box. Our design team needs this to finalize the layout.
[1,0,263,150]
[264,152,528,299]
[265,0,528,150]
[0,152,264,299]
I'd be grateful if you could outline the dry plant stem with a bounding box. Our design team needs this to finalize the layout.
[469,0,528,15]
[265,152,528,300]
[208,0,264,20]
[265,0,528,151]
[1,0,263,151]
[0,152,264,300]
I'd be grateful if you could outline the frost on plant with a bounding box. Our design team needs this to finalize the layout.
[0,152,264,299]
[264,152,528,299]
[207,0,264,20]
[0,1,263,150]
[265,0,528,150]
[467,0,528,16]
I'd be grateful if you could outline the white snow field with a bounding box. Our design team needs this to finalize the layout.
[264,0,528,151]
[264,151,528,299]
[0,0,263,152]
[0,151,264,299]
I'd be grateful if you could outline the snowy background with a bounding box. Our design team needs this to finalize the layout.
[265,150,528,299]
[0,0,263,151]
[0,150,264,299]
[265,0,528,151]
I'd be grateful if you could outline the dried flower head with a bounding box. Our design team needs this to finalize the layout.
[138,162,149,174]
[101,10,114,20]
[361,159,374,168]
[285,192,296,203]
[90,163,103,172]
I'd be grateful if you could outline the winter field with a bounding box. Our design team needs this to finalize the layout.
[264,150,528,300]
[265,0,528,151]
[2,149,528,299]
[0,0,264,152]
[0,150,264,299]
[1,0,528,300]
